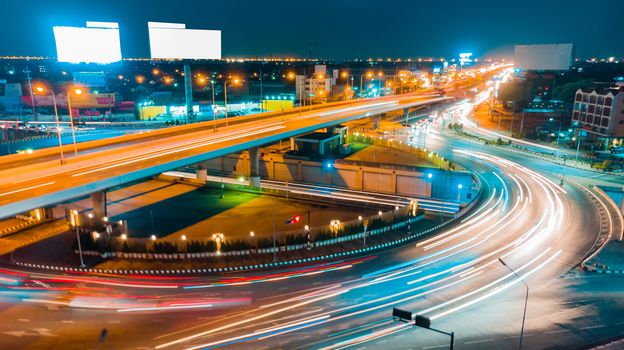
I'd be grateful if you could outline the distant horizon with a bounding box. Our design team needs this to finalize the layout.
[1,0,622,60]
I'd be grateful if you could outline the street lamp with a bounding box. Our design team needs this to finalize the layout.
[150,234,157,241]
[33,85,64,165]
[549,117,562,159]
[224,77,241,127]
[498,257,529,350]
[457,183,463,202]
[66,87,83,160]
[212,233,224,254]
[360,71,373,98]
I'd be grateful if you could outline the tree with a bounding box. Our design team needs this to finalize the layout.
[551,79,593,102]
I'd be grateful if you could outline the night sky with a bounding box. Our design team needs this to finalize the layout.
[2,0,623,59]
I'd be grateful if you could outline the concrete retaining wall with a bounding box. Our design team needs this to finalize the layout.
[199,152,476,202]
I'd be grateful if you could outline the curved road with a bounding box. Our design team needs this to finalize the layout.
[0,102,619,350]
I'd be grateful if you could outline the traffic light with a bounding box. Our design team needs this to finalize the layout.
[285,215,301,225]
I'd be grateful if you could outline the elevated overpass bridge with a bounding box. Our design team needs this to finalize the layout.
[0,93,451,219]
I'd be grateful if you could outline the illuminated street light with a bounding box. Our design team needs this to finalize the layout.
[360,71,374,98]
[181,234,187,241]
[150,234,157,241]
[66,86,84,160]
[33,85,64,164]
[224,77,242,126]
[121,234,127,240]
[378,210,383,216]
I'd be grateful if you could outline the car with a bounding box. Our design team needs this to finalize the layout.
[610,146,624,154]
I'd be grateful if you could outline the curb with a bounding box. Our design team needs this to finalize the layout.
[583,264,624,275]
[12,212,468,276]
[0,220,37,237]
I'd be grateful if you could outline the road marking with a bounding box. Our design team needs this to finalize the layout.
[423,345,450,350]
[545,329,568,334]
[17,319,29,323]
[580,325,607,330]
[153,319,165,323]
[375,339,388,345]
[108,320,121,324]
[61,320,74,324]
[464,338,495,345]
[0,181,56,197]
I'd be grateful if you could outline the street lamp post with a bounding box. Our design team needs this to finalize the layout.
[498,257,529,350]
[34,86,64,164]
[457,183,463,202]
[66,87,82,160]
[272,218,277,262]
[224,77,240,127]
[549,117,562,159]
[359,72,373,99]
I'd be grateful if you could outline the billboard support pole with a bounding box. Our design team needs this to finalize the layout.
[184,60,193,123]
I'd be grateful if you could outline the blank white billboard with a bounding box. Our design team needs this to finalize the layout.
[148,22,221,60]
[53,22,122,64]
[514,44,573,71]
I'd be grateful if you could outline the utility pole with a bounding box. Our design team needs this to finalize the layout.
[272,218,277,263]
[259,69,263,112]
[307,40,313,60]
[183,60,193,123]
[24,68,36,122]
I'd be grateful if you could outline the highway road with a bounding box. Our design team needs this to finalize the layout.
[0,99,620,350]
[0,94,449,219]
[0,129,153,156]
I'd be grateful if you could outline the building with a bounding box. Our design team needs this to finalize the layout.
[572,83,624,139]
[295,65,333,104]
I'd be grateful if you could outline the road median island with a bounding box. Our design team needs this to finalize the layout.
[10,186,484,275]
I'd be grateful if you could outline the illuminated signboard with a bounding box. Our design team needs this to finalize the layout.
[459,53,473,66]
[514,44,574,71]
[53,22,122,64]
[148,22,221,60]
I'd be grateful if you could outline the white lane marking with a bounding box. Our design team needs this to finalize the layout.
[422,345,450,350]
[464,338,495,345]
[580,325,607,330]
[0,181,55,197]
[71,125,285,178]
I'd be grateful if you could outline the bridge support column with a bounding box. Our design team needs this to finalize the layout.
[196,161,208,183]
[248,147,261,187]
[196,169,207,183]
[373,115,381,129]
[91,191,107,219]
